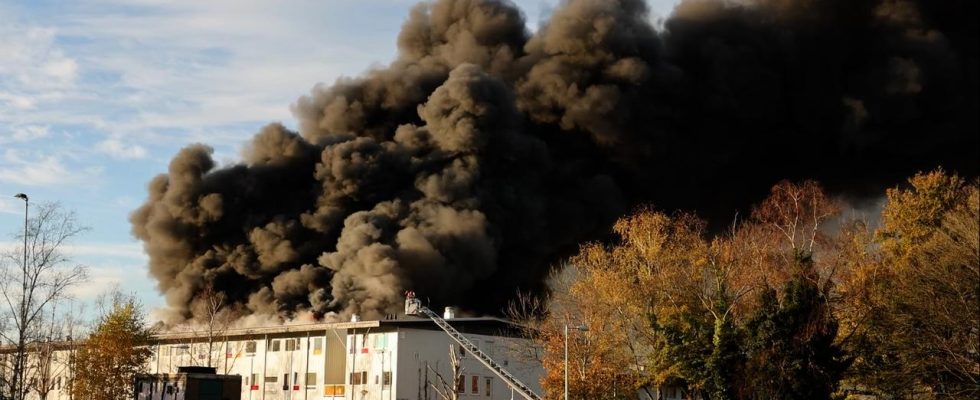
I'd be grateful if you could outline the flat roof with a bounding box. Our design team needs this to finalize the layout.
[0,316,528,352]
[154,316,525,342]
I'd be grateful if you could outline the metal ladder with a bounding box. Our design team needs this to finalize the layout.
[411,302,542,400]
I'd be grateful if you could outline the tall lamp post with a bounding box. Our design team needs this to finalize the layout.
[12,193,27,400]
[564,324,588,400]
[14,193,28,269]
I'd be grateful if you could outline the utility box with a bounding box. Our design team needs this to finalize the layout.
[135,366,241,400]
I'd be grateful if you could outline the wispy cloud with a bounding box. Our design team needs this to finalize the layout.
[0,240,148,301]
[0,149,103,187]
[0,24,78,91]
[0,123,50,145]
[0,198,22,215]
[65,263,149,300]
[0,241,145,260]
[97,138,148,160]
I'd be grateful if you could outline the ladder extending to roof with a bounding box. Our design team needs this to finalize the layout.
[404,295,542,400]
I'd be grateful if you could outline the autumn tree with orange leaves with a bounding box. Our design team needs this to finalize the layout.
[532,180,858,399]
[843,170,979,398]
[72,292,153,400]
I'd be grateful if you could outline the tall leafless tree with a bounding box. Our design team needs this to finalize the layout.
[427,345,464,400]
[0,202,87,400]
[194,282,232,369]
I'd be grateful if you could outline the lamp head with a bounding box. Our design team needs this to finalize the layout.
[14,193,28,201]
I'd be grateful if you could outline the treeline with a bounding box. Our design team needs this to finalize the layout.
[519,170,978,399]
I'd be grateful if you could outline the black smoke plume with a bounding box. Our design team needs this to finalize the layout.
[131,0,978,322]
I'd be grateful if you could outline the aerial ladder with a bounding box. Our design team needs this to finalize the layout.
[404,292,543,400]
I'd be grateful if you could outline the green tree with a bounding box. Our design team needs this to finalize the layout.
[706,314,741,400]
[743,254,848,400]
[72,293,153,400]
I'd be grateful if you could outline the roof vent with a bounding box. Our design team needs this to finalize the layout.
[443,306,456,319]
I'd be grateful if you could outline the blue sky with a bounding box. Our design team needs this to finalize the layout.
[0,0,678,318]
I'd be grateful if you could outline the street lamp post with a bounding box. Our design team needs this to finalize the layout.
[14,193,28,272]
[13,193,27,400]
[564,324,588,400]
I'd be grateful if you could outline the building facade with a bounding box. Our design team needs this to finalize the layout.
[2,317,543,400]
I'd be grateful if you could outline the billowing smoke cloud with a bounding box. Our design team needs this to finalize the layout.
[132,0,978,322]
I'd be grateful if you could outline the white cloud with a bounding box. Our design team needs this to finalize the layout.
[0,198,22,215]
[0,241,146,260]
[0,149,103,187]
[0,124,49,145]
[0,92,37,110]
[65,243,146,260]
[97,138,148,160]
[0,24,78,89]
[65,265,127,299]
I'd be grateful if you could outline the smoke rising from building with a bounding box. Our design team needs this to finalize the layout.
[131,0,978,322]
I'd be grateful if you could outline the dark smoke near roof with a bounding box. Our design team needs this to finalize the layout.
[131,0,978,322]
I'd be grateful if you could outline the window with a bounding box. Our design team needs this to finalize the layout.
[245,341,257,354]
[382,371,392,387]
[471,375,479,394]
[374,334,388,349]
[324,385,345,396]
[282,373,289,390]
[350,371,367,385]
[485,377,492,396]
[264,376,278,383]
[286,338,297,351]
[313,338,323,355]
[270,339,280,352]
[251,374,259,386]
[305,373,317,388]
[457,375,465,393]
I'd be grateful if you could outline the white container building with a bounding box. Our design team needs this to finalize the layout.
[1,316,543,400]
